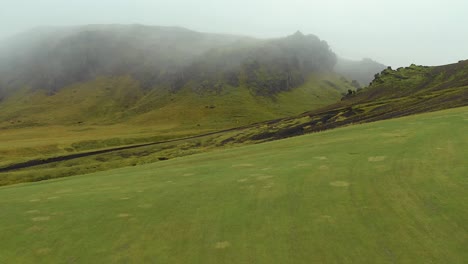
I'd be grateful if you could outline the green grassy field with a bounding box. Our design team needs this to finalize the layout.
[0,106,467,263]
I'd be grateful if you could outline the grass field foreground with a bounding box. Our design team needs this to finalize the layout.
[0,106,467,263]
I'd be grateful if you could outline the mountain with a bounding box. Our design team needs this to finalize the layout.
[0,28,465,185]
[1,60,466,182]
[334,57,387,86]
[177,31,337,95]
[0,24,250,94]
[0,25,356,129]
[0,27,337,94]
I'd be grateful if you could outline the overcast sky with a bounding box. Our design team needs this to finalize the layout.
[0,0,466,67]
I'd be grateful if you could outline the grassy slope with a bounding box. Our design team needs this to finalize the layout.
[1,62,466,185]
[129,74,348,128]
[234,60,468,142]
[0,74,348,127]
[0,74,350,167]
[0,106,466,263]
[355,61,468,101]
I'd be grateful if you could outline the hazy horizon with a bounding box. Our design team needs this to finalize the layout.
[1,0,467,68]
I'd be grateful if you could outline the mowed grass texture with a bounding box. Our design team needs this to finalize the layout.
[0,107,467,263]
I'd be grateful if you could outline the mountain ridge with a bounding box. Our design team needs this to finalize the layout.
[0,24,384,94]
[0,59,466,185]
[0,24,375,129]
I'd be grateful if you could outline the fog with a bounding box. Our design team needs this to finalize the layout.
[0,0,466,67]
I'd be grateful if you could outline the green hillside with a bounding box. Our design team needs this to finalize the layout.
[236,60,468,142]
[357,60,468,101]
[0,73,350,127]
[0,73,350,173]
[0,26,465,191]
[1,61,466,185]
[0,25,353,150]
[0,106,466,263]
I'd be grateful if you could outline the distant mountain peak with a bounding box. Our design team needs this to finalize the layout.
[293,30,304,36]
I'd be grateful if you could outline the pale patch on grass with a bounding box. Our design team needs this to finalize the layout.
[183,173,195,176]
[261,167,272,171]
[314,156,328,160]
[368,156,386,162]
[36,248,51,255]
[215,241,231,249]
[316,215,336,223]
[319,165,329,170]
[25,210,40,214]
[256,175,274,181]
[29,199,41,202]
[330,181,350,187]
[263,183,274,189]
[120,197,130,200]
[237,178,248,183]
[138,204,152,209]
[295,163,311,168]
[32,216,50,222]
[232,163,254,168]
[25,225,43,232]
[51,212,64,216]
[47,196,59,200]
[118,213,130,218]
